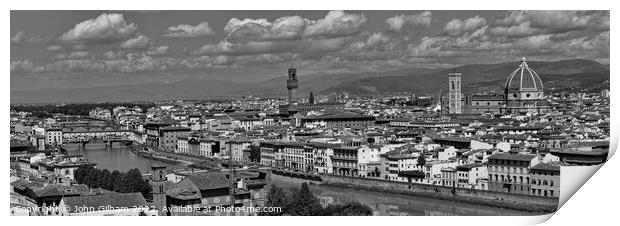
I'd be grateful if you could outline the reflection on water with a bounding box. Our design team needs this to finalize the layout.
[64,143,187,172]
[270,174,533,216]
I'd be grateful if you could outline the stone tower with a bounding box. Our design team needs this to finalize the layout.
[286,65,298,105]
[448,70,462,114]
[309,92,315,104]
[150,165,167,215]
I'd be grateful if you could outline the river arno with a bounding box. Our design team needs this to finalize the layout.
[270,175,536,216]
[64,143,189,172]
[66,145,537,216]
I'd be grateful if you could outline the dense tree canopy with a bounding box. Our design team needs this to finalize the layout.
[417,153,426,166]
[260,183,373,216]
[74,165,152,197]
[323,201,374,216]
[286,183,324,216]
[260,185,289,216]
[248,145,261,163]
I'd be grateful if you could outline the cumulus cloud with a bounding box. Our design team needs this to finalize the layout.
[163,21,216,38]
[195,37,348,56]
[407,36,461,58]
[444,16,487,36]
[146,46,169,56]
[365,32,391,48]
[12,10,610,77]
[211,55,234,65]
[223,10,366,43]
[386,11,432,31]
[59,13,137,43]
[491,10,609,38]
[11,31,24,44]
[225,16,306,43]
[489,21,538,38]
[120,35,152,49]
[46,45,62,51]
[57,51,91,59]
[303,10,367,38]
[10,59,35,72]
[401,10,609,65]
[556,31,609,57]
[194,11,366,57]
[513,34,555,49]
[235,53,289,65]
[102,50,125,60]
[11,31,53,45]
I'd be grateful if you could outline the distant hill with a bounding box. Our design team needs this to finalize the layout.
[10,68,434,104]
[322,59,610,95]
[10,59,609,104]
[10,80,245,103]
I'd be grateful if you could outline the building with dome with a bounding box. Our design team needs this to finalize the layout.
[504,57,549,114]
[451,57,549,115]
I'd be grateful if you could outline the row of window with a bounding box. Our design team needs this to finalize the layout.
[490,174,529,184]
[531,179,555,187]
[333,162,356,168]
[488,159,529,166]
[532,188,555,197]
[490,166,528,174]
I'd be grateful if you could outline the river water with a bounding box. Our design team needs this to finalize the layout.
[64,143,189,172]
[269,174,534,216]
[66,144,536,216]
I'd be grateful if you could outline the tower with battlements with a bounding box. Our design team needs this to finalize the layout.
[286,65,298,105]
[150,165,168,215]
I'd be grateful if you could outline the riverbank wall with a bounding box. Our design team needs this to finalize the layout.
[131,144,220,167]
[319,174,559,213]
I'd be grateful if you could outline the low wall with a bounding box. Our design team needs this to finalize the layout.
[320,174,559,213]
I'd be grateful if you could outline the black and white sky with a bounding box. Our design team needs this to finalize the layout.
[10,10,609,91]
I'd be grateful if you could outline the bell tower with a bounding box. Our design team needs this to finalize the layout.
[150,165,167,215]
[448,69,462,114]
[286,65,298,105]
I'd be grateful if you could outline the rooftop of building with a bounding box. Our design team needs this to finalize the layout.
[488,153,537,162]
[530,163,561,172]
[160,126,191,132]
[185,172,230,190]
[302,113,375,120]
[62,192,148,213]
[456,163,485,170]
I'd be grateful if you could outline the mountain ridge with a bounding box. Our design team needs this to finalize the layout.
[322,59,609,95]
[11,59,609,104]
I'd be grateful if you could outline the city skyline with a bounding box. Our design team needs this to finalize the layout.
[11,10,610,93]
[9,8,612,218]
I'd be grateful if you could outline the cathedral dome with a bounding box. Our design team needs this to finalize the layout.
[504,57,543,92]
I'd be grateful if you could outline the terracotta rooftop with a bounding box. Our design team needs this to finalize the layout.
[488,153,537,162]
[62,192,148,213]
[530,163,561,172]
